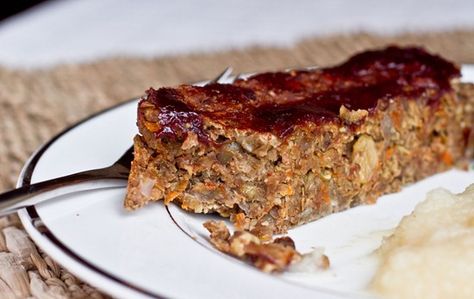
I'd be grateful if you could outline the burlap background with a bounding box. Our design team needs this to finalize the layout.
[0,30,474,298]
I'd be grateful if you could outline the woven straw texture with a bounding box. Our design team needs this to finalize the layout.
[1,30,474,298]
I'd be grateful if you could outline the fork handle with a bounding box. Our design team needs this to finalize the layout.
[0,168,127,217]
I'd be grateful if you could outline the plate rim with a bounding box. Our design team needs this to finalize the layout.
[16,65,474,299]
[15,97,360,299]
[16,97,168,299]
[17,97,349,299]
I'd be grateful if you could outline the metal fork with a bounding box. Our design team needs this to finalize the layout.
[0,68,235,217]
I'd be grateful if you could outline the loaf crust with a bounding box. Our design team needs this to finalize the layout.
[125,47,474,234]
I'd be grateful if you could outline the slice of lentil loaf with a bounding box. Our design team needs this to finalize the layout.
[125,46,474,235]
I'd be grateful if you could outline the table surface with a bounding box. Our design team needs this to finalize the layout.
[0,0,473,68]
[0,2,473,298]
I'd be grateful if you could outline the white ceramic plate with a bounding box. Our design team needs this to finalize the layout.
[18,66,474,299]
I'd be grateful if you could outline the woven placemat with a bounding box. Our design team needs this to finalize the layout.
[1,30,474,298]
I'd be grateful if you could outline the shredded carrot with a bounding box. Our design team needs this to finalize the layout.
[441,151,453,166]
[390,110,402,130]
[164,191,180,204]
[320,183,331,204]
[385,147,394,160]
[144,121,160,132]
[233,213,246,230]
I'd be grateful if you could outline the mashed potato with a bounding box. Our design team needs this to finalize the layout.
[371,184,474,299]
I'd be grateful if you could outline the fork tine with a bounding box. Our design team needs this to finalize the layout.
[115,146,134,169]
[230,73,242,83]
[207,67,233,84]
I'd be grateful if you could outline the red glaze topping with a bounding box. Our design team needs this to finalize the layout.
[145,46,460,140]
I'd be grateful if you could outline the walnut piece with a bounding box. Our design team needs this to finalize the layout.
[339,105,369,123]
[352,134,379,183]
